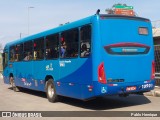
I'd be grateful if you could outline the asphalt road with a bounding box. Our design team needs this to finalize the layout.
[0,77,160,120]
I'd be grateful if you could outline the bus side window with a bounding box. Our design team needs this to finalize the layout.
[46,34,59,59]
[24,41,33,61]
[15,44,23,61]
[9,46,15,62]
[3,52,8,69]
[33,38,44,60]
[61,28,79,58]
[80,25,91,58]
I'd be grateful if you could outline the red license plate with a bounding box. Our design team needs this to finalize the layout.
[126,86,136,91]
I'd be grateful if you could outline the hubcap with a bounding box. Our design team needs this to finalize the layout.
[48,84,54,98]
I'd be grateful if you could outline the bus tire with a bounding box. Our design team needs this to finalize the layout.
[46,79,58,103]
[10,77,20,92]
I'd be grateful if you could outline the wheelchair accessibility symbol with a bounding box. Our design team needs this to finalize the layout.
[101,87,107,93]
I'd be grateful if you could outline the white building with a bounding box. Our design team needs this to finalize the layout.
[153,28,160,85]
[153,28,160,44]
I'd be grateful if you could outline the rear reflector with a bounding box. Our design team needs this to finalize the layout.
[98,62,107,84]
[151,61,155,80]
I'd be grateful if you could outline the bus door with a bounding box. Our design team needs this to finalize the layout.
[2,50,10,84]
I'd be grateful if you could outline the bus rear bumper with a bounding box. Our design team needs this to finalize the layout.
[93,80,155,97]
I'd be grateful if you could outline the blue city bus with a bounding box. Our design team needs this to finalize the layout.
[3,14,155,102]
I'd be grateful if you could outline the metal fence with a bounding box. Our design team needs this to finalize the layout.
[154,45,160,86]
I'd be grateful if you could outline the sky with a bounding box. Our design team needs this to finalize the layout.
[0,0,160,48]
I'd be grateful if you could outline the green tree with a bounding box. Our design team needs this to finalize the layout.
[0,43,3,53]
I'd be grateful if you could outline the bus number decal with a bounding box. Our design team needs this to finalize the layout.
[142,84,153,89]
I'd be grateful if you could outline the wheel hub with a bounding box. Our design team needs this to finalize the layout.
[48,84,54,98]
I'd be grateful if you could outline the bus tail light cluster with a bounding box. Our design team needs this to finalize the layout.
[98,62,107,84]
[151,61,155,80]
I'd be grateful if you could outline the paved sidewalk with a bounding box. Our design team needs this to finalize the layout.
[144,86,160,97]
[0,73,3,79]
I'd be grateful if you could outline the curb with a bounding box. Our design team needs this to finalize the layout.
[154,91,160,97]
[144,87,160,97]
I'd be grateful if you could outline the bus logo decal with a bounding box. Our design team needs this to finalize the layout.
[21,78,26,82]
[46,63,53,71]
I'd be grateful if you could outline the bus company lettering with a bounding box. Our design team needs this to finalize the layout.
[20,74,33,82]
[59,60,71,67]
[122,48,138,52]
[24,81,32,87]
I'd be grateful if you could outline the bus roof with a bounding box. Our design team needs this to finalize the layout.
[100,14,150,22]
[4,14,150,50]
[4,15,93,49]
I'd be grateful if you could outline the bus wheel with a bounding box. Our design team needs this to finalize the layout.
[46,79,58,103]
[10,77,20,92]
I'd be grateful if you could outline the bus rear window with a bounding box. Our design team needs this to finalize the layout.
[139,27,148,35]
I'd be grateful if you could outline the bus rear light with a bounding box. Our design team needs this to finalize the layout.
[144,80,151,84]
[98,62,107,84]
[151,61,155,80]
[109,84,118,86]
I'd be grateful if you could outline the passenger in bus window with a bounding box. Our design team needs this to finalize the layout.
[14,54,18,61]
[81,43,90,57]
[61,39,67,58]
[46,49,51,59]
[24,52,32,61]
[34,51,37,60]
